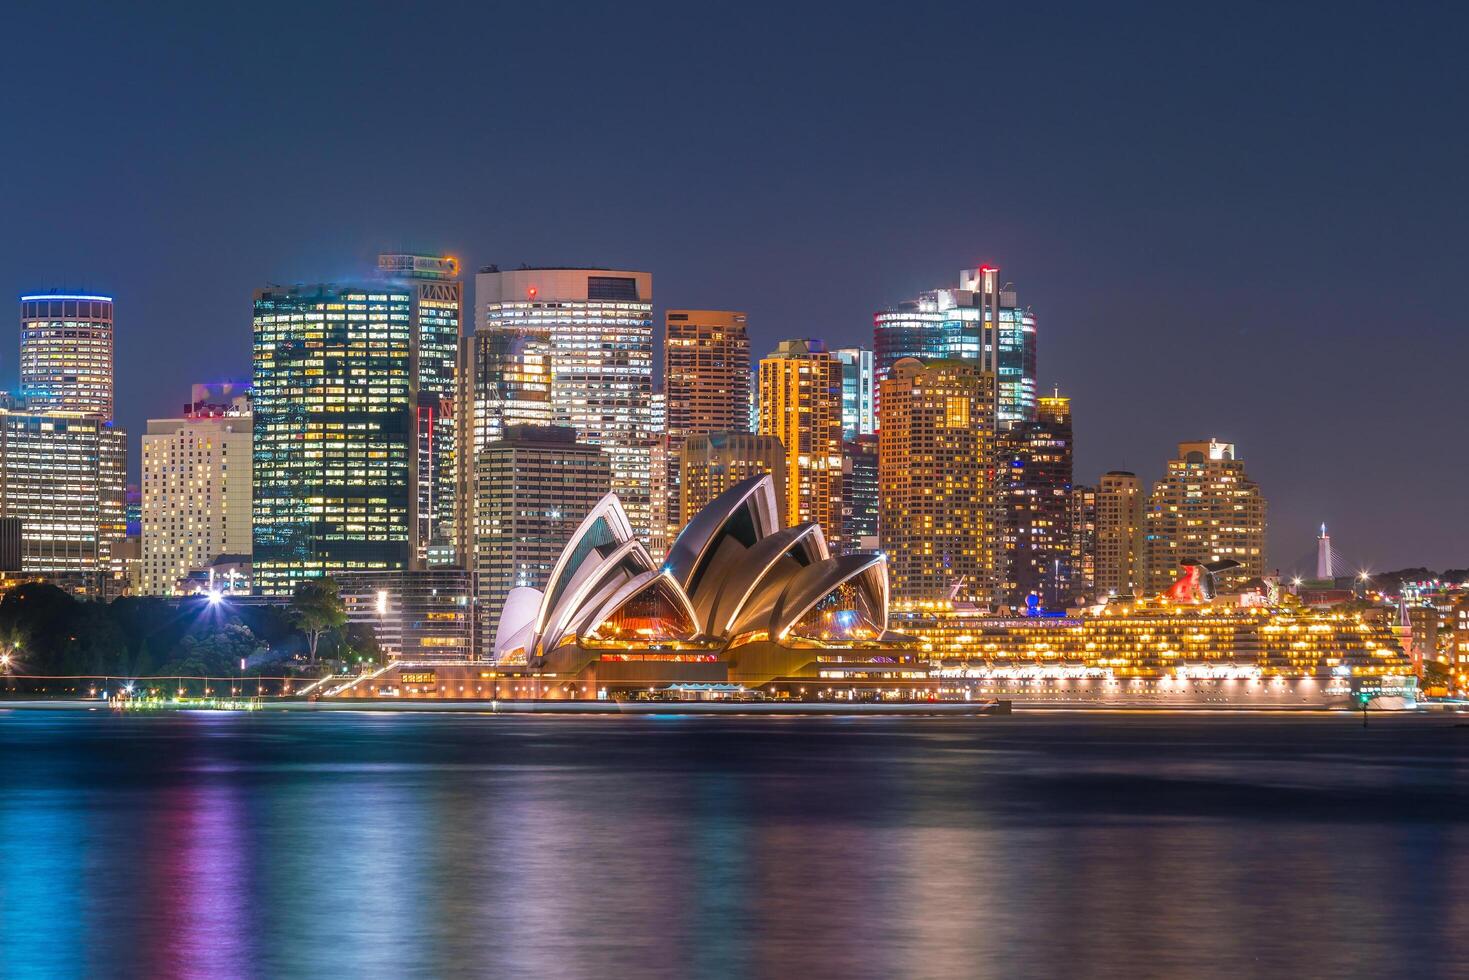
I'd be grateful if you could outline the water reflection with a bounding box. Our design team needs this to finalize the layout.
[0,711,1466,978]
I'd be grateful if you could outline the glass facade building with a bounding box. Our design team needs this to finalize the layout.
[833,347,875,440]
[377,255,462,566]
[475,267,654,539]
[995,394,1075,607]
[251,284,413,595]
[841,434,879,552]
[19,294,115,420]
[872,267,1036,431]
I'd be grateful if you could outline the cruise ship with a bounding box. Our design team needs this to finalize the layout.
[889,593,1418,709]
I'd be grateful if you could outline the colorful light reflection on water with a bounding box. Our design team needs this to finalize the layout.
[1,710,1468,978]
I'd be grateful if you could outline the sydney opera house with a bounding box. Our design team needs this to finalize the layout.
[328,476,933,700]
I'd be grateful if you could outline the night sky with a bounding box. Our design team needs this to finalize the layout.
[2,1,1465,571]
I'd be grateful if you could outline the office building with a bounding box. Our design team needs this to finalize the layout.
[878,358,997,602]
[1096,471,1146,598]
[833,347,875,439]
[251,284,413,594]
[758,339,844,545]
[454,324,554,564]
[19,293,115,419]
[680,431,787,527]
[378,254,462,564]
[475,266,654,537]
[841,434,879,552]
[995,393,1075,607]
[474,425,610,630]
[338,568,477,663]
[140,386,252,595]
[873,267,1037,429]
[1144,440,1267,594]
[662,310,750,539]
[0,411,126,583]
[1070,484,1097,601]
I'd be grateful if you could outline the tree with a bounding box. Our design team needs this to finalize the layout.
[162,624,267,676]
[337,621,385,666]
[289,579,347,664]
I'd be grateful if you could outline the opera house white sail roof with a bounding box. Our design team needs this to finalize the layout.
[492,475,896,663]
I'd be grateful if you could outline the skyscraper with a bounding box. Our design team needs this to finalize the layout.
[833,347,875,439]
[663,310,750,539]
[758,339,844,545]
[841,434,879,552]
[1070,484,1097,601]
[251,284,413,594]
[873,267,1037,429]
[20,293,115,419]
[475,267,655,537]
[679,431,787,528]
[1096,470,1146,598]
[140,386,252,595]
[995,393,1075,607]
[12,292,126,593]
[454,325,554,566]
[0,411,126,585]
[377,254,462,564]
[474,425,610,630]
[878,358,997,602]
[1144,440,1267,594]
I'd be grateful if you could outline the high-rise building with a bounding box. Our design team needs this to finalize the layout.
[1144,440,1267,594]
[1096,470,1146,598]
[476,267,654,537]
[663,310,750,540]
[679,431,787,527]
[458,327,554,453]
[20,293,115,419]
[1070,484,1097,601]
[878,358,997,602]
[995,393,1075,607]
[140,386,252,595]
[251,284,413,594]
[833,347,875,440]
[454,325,554,566]
[873,267,1037,430]
[841,434,879,552]
[758,339,844,545]
[0,411,126,583]
[474,425,611,630]
[377,254,462,565]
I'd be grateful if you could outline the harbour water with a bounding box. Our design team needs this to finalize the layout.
[1,709,1466,978]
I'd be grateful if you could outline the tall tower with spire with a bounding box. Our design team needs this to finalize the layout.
[1316,523,1333,580]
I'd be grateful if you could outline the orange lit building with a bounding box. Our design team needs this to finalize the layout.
[758,340,844,546]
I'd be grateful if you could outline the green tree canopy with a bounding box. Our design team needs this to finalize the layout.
[289,579,348,664]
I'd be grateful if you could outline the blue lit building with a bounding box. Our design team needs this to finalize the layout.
[833,347,875,440]
[873,267,1037,430]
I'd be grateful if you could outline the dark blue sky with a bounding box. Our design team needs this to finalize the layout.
[3,0,1465,571]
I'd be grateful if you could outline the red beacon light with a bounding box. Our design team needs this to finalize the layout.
[527,286,538,300]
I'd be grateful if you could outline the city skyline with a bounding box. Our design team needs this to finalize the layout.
[2,3,1465,570]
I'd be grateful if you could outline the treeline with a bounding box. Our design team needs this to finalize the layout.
[0,582,376,679]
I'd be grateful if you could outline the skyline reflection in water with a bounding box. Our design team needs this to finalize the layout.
[0,710,1466,979]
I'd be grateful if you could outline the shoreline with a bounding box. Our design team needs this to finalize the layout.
[0,697,1013,717]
